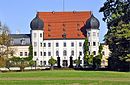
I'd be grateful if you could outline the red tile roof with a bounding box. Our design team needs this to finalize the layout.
[38,11,91,40]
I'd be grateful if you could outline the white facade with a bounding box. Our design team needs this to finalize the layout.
[31,29,100,67]
[31,30,44,65]
[43,39,85,67]
[9,46,29,58]
[29,12,100,67]
[86,29,99,55]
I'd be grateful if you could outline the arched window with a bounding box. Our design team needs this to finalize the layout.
[63,50,67,56]
[56,50,59,56]
[71,50,74,56]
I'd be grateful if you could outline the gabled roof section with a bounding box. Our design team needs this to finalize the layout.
[10,34,31,38]
[38,11,91,39]
[9,34,31,46]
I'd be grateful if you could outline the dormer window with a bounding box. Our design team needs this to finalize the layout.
[77,34,80,36]
[48,24,51,31]
[62,33,66,39]
[10,39,14,45]
[63,24,65,27]
[48,34,51,37]
[63,28,66,31]
[63,24,66,31]
[21,38,26,45]
[77,24,80,31]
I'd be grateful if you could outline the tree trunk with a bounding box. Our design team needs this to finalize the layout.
[51,65,54,70]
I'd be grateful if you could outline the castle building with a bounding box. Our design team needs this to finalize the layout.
[10,11,100,67]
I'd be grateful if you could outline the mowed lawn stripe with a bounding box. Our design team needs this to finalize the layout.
[0,77,130,82]
[0,71,130,78]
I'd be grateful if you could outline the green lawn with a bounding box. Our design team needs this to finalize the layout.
[0,70,130,85]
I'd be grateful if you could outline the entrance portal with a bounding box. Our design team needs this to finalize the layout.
[63,60,68,67]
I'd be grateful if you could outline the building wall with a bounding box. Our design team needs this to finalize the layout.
[43,39,85,67]
[101,44,110,68]
[9,46,29,58]
[31,30,44,65]
[86,29,99,55]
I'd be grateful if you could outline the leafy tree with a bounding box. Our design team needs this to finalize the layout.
[48,57,57,70]
[10,57,29,71]
[0,57,6,67]
[29,60,35,69]
[93,45,103,70]
[0,22,15,67]
[100,0,130,71]
[84,38,90,66]
[25,45,33,61]
[74,57,81,68]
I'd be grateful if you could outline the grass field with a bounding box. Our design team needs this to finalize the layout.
[0,70,130,85]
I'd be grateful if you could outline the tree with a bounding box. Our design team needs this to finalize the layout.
[25,45,33,61]
[0,22,15,67]
[29,60,35,69]
[74,57,81,68]
[93,45,103,70]
[84,38,90,66]
[100,0,130,71]
[0,57,6,67]
[48,57,57,70]
[10,57,29,71]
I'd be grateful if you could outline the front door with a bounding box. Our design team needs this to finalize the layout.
[63,60,68,67]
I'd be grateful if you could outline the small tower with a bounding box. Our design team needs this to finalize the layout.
[30,13,44,66]
[86,14,100,56]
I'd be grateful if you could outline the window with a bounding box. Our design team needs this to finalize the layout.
[77,24,80,31]
[71,50,74,56]
[34,52,37,56]
[93,32,96,36]
[56,51,59,56]
[11,39,14,45]
[44,61,46,65]
[44,43,46,47]
[79,42,82,47]
[102,51,105,55]
[93,51,96,55]
[34,42,37,47]
[34,33,36,38]
[48,24,51,31]
[71,42,74,47]
[63,42,66,47]
[41,52,42,56]
[97,33,99,37]
[21,38,26,45]
[88,42,90,46]
[48,43,51,47]
[63,50,67,56]
[44,52,46,56]
[93,42,96,46]
[56,43,59,47]
[48,52,51,56]
[20,52,23,56]
[89,51,90,55]
[40,61,42,66]
[25,52,27,56]
[40,33,42,37]
[80,60,82,64]
[88,32,90,37]
[102,60,105,64]
[79,51,82,56]
[40,43,42,47]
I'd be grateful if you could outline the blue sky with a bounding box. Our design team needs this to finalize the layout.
[0,0,106,42]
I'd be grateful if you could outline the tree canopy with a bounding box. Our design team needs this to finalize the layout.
[100,0,130,71]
